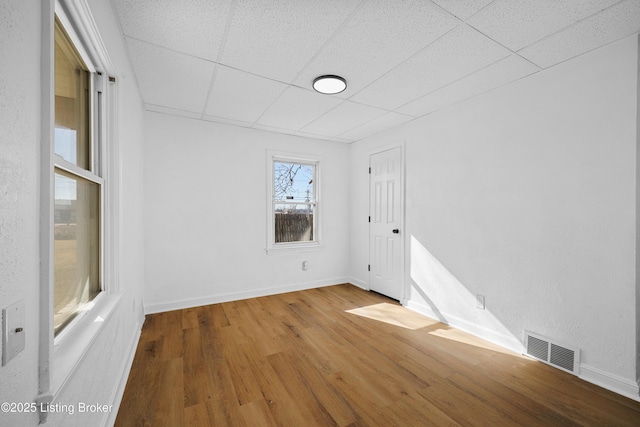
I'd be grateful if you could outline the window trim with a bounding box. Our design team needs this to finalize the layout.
[53,0,106,339]
[266,150,324,254]
[38,0,121,419]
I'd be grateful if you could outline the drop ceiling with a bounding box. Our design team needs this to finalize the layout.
[113,0,640,143]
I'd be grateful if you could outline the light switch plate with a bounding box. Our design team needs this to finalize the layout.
[2,299,25,366]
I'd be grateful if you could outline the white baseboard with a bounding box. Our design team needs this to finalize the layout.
[580,364,640,402]
[405,299,522,355]
[144,277,350,314]
[347,277,368,291]
[404,299,445,322]
[103,320,143,427]
[405,299,640,403]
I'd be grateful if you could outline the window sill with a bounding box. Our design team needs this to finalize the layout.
[51,290,124,399]
[266,243,325,255]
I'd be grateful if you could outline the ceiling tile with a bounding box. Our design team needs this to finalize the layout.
[467,0,620,51]
[351,24,511,110]
[256,86,343,130]
[398,54,540,117]
[294,0,459,96]
[339,112,414,141]
[431,0,494,20]
[220,0,360,82]
[204,66,288,123]
[126,38,215,113]
[113,0,233,60]
[519,0,640,69]
[300,101,387,137]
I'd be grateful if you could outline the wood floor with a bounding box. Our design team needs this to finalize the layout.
[115,284,640,426]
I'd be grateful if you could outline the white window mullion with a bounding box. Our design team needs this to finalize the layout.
[54,157,104,185]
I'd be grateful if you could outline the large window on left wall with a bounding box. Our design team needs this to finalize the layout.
[38,3,120,417]
[53,17,103,336]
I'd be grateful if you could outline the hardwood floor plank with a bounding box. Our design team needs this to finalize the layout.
[181,307,199,330]
[325,312,433,392]
[389,331,459,379]
[384,393,461,427]
[115,340,163,427]
[302,322,410,404]
[445,371,581,426]
[219,334,268,406]
[205,397,245,427]
[238,399,279,427]
[183,402,209,427]
[198,320,242,420]
[258,295,314,348]
[116,284,640,427]
[268,351,339,426]
[195,302,229,330]
[234,342,310,427]
[480,355,640,426]
[154,358,184,426]
[419,379,535,427]
[296,324,351,375]
[242,298,289,355]
[262,395,312,427]
[221,300,243,328]
[280,348,360,426]
[183,327,213,408]
[327,370,389,427]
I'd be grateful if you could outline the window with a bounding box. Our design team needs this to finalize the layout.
[53,17,103,336]
[38,2,121,414]
[267,153,321,253]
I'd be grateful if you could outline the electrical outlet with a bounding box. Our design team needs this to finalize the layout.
[476,295,485,310]
[302,260,308,271]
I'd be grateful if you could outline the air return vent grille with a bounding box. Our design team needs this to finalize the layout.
[526,336,549,362]
[524,331,579,375]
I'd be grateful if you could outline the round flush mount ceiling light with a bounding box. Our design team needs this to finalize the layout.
[313,75,347,94]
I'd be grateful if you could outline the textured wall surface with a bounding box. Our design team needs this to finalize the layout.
[0,0,43,425]
[349,35,638,390]
[143,112,350,312]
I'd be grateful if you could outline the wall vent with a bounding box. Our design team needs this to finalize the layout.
[524,331,580,375]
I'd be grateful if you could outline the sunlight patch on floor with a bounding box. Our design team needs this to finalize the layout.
[346,303,440,330]
[428,327,518,355]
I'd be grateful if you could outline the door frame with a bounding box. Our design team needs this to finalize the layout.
[368,142,406,304]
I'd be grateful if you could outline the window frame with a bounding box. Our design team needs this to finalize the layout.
[52,17,105,335]
[266,151,323,254]
[37,0,122,418]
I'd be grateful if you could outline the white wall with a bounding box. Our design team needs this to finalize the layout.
[0,1,146,426]
[349,35,639,399]
[0,1,42,424]
[143,113,350,312]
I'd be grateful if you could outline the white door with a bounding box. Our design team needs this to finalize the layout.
[369,147,403,300]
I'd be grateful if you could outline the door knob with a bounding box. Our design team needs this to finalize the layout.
[392,229,399,234]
